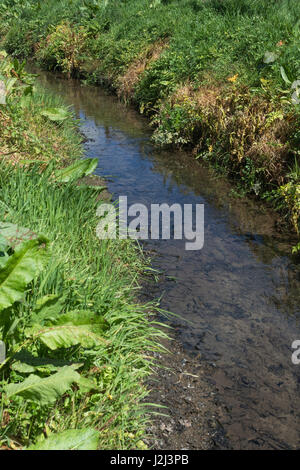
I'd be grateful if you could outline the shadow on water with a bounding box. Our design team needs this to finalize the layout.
[35,70,300,449]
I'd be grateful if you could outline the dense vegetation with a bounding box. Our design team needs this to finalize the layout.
[0,0,299,450]
[0,53,166,450]
[0,0,299,250]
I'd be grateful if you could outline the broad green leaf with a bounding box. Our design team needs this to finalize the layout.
[27,428,100,450]
[11,362,82,374]
[55,158,98,183]
[0,237,49,312]
[11,362,36,374]
[41,107,69,122]
[30,324,107,350]
[5,366,80,404]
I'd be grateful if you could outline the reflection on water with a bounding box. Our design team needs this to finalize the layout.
[35,70,300,450]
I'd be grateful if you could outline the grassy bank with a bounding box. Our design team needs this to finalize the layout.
[0,0,299,250]
[0,54,165,450]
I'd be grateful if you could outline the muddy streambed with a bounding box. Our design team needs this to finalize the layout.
[35,70,300,450]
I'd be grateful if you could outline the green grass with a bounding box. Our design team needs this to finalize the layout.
[0,55,167,450]
[0,163,166,449]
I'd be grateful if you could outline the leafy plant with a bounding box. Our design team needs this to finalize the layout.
[55,158,98,183]
[27,427,100,450]
[0,236,49,312]
[40,107,70,122]
[5,366,82,404]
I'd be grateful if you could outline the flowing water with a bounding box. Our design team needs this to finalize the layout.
[36,70,300,450]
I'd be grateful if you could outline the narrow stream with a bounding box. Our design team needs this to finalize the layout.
[36,71,300,450]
